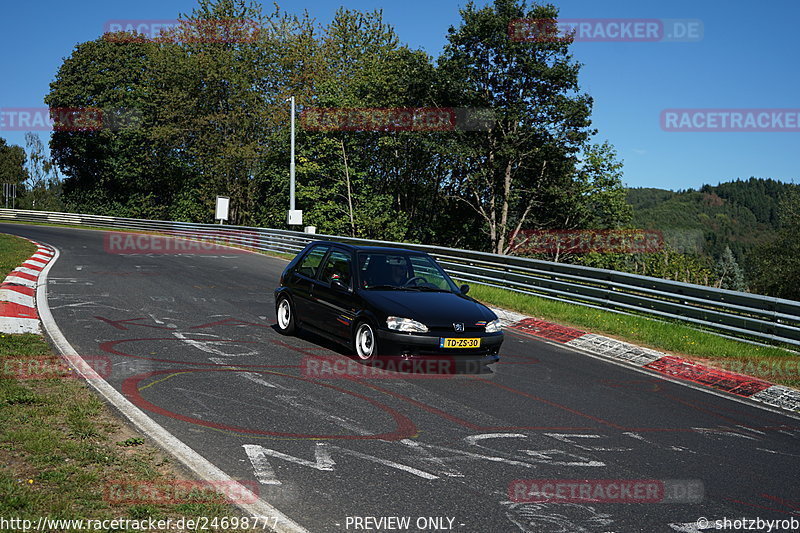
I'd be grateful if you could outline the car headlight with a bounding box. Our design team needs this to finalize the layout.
[386,316,429,333]
[484,318,502,333]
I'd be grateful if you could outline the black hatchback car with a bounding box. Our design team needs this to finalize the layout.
[274,241,503,364]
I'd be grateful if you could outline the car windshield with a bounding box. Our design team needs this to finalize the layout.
[357,252,458,292]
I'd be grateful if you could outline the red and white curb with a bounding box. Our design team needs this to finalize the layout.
[0,239,55,334]
[490,307,800,415]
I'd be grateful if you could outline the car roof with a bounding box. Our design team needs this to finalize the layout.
[306,240,427,255]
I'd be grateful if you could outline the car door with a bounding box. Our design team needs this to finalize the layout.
[311,248,356,340]
[288,244,330,324]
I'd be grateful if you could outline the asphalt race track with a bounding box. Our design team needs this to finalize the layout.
[3,222,799,533]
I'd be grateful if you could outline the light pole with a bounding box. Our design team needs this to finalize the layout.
[289,95,295,212]
[286,96,302,226]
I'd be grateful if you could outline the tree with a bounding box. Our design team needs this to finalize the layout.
[0,138,29,207]
[291,9,443,240]
[436,0,594,254]
[714,246,746,291]
[747,190,800,300]
[45,33,158,216]
[570,141,632,229]
[20,133,62,210]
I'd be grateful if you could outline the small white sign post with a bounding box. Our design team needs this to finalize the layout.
[215,196,230,224]
[287,209,303,225]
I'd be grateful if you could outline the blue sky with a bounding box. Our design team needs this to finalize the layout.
[1,0,798,190]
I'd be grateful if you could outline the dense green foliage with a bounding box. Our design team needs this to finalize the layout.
[628,178,797,261]
[628,178,800,297]
[0,135,62,210]
[42,0,630,252]
[0,139,28,188]
[18,0,798,300]
[747,190,800,300]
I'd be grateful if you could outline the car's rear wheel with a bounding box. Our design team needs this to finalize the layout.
[354,321,378,361]
[276,296,296,335]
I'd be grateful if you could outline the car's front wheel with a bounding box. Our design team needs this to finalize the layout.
[354,321,378,361]
[276,296,296,335]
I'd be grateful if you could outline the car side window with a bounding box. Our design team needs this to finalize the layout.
[319,250,353,288]
[296,245,329,279]
[409,255,451,290]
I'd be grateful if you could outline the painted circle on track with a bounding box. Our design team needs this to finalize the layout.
[122,368,418,440]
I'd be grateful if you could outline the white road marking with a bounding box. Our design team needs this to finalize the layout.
[691,427,758,440]
[623,431,696,453]
[755,447,800,457]
[544,433,633,452]
[277,394,372,435]
[399,439,464,478]
[172,331,258,358]
[34,245,311,532]
[669,521,716,531]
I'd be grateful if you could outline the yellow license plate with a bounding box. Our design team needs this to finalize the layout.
[439,338,481,349]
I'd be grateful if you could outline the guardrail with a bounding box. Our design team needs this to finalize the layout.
[2,207,799,348]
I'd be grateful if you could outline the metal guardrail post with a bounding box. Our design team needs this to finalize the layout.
[1,207,798,347]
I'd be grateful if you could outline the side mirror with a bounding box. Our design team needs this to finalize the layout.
[331,279,350,292]
[459,284,470,295]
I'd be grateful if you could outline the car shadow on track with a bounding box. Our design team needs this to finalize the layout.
[270,324,496,376]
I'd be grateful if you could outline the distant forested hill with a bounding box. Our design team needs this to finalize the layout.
[627,178,798,263]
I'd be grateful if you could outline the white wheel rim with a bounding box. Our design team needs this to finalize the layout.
[277,299,291,329]
[356,324,374,359]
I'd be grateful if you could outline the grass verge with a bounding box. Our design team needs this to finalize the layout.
[0,232,37,278]
[466,283,800,389]
[0,234,256,531]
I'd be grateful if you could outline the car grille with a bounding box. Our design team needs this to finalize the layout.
[428,326,487,333]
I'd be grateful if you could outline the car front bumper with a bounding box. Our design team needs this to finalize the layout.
[376,329,503,361]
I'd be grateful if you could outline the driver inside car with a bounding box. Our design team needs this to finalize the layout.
[389,262,408,286]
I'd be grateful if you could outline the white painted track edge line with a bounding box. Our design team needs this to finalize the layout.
[35,244,310,533]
